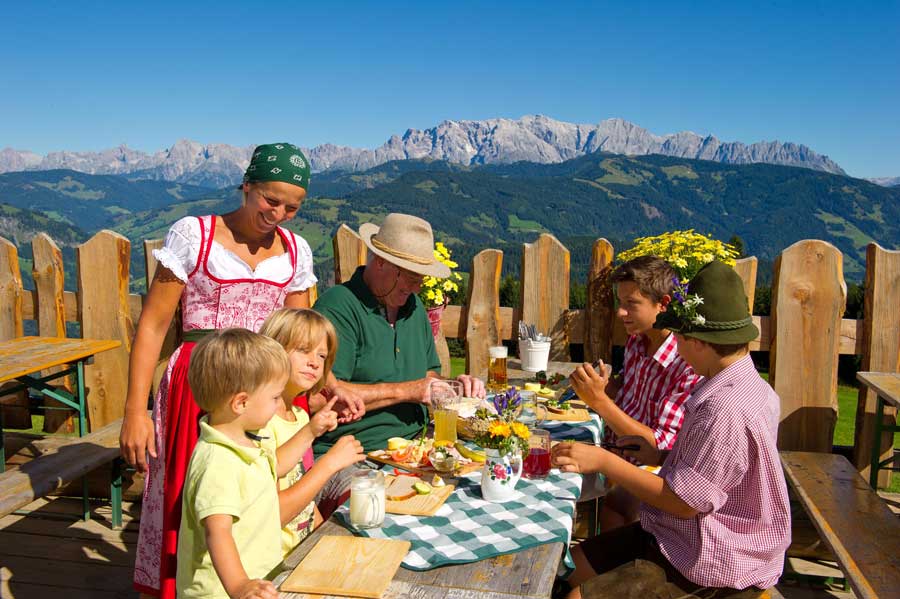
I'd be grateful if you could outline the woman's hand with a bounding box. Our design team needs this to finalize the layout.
[119,411,157,473]
[328,383,366,423]
[309,396,339,436]
[551,441,605,475]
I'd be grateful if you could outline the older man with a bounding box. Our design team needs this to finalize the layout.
[313,213,485,455]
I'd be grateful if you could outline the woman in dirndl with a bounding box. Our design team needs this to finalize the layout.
[119,143,317,597]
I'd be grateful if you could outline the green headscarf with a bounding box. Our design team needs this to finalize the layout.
[243,142,311,190]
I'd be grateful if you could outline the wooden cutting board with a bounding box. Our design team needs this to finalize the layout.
[280,536,410,598]
[366,451,483,477]
[384,474,455,516]
[544,407,591,422]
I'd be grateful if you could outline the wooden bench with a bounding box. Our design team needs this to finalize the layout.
[780,451,900,599]
[0,418,125,528]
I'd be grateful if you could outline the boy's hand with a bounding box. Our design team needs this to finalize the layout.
[569,361,611,409]
[615,435,662,466]
[551,441,605,474]
[309,396,339,437]
[232,578,278,599]
[320,435,366,472]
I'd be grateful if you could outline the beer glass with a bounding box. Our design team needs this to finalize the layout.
[430,379,463,445]
[487,345,508,392]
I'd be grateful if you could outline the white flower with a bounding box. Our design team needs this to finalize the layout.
[692,314,706,325]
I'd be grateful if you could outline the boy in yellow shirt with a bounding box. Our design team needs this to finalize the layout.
[176,328,289,599]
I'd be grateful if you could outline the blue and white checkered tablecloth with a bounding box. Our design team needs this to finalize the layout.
[335,468,582,572]
[542,412,604,443]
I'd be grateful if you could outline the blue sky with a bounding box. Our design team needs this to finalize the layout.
[3,1,898,177]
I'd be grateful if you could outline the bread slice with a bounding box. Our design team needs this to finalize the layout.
[386,475,421,501]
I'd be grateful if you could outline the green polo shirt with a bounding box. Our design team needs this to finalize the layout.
[313,266,440,455]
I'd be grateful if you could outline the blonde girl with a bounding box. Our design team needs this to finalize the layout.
[260,308,365,555]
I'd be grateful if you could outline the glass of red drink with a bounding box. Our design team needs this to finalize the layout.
[523,428,551,479]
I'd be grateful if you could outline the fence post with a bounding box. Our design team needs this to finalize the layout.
[771,240,845,452]
[77,231,134,430]
[521,234,571,362]
[0,237,24,340]
[583,239,615,364]
[853,243,900,485]
[32,233,75,433]
[733,256,758,312]
[465,249,503,379]
[333,224,367,284]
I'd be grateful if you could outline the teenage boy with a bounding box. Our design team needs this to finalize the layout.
[553,261,791,599]
[569,256,700,529]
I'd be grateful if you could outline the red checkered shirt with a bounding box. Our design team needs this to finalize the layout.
[611,333,700,450]
[641,354,792,589]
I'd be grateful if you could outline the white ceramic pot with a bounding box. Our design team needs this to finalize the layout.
[480,448,523,502]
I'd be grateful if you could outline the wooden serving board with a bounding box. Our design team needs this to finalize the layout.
[280,535,410,598]
[366,451,483,477]
[384,474,455,516]
[544,407,592,422]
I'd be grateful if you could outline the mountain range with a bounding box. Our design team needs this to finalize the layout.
[4,151,896,292]
[3,115,879,189]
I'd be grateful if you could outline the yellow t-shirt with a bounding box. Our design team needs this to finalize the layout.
[265,406,316,556]
[176,418,282,598]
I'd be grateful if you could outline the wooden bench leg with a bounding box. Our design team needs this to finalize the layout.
[110,457,124,529]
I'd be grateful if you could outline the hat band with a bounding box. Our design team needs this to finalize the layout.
[694,316,754,331]
[371,236,434,266]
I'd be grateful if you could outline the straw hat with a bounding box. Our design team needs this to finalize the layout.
[359,213,451,278]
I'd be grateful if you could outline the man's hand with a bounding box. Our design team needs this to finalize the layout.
[456,374,486,399]
[615,435,662,466]
[551,441,606,474]
[329,383,366,423]
[232,579,278,599]
[568,361,611,410]
[309,396,339,436]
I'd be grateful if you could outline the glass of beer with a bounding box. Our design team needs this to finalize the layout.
[487,345,508,392]
[430,379,463,445]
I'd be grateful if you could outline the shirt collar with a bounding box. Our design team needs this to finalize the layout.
[346,265,417,319]
[637,332,679,368]
[684,353,756,412]
[198,416,275,468]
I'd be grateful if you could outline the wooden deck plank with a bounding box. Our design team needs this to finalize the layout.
[781,451,900,599]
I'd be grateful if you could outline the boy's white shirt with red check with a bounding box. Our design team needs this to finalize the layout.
[613,333,701,450]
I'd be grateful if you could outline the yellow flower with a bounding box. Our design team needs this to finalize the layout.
[488,421,511,438]
[510,422,530,440]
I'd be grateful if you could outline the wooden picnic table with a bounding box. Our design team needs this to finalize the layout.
[855,371,900,488]
[274,360,587,598]
[0,336,122,472]
[275,518,564,599]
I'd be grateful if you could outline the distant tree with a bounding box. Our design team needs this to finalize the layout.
[570,282,587,309]
[727,234,746,258]
[499,273,520,308]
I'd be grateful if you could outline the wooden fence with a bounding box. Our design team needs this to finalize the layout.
[1,228,898,484]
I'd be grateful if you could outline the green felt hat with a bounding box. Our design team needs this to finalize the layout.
[654,260,759,344]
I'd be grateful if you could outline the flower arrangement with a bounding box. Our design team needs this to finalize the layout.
[419,242,464,308]
[616,230,739,280]
[471,388,531,457]
[669,278,707,326]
